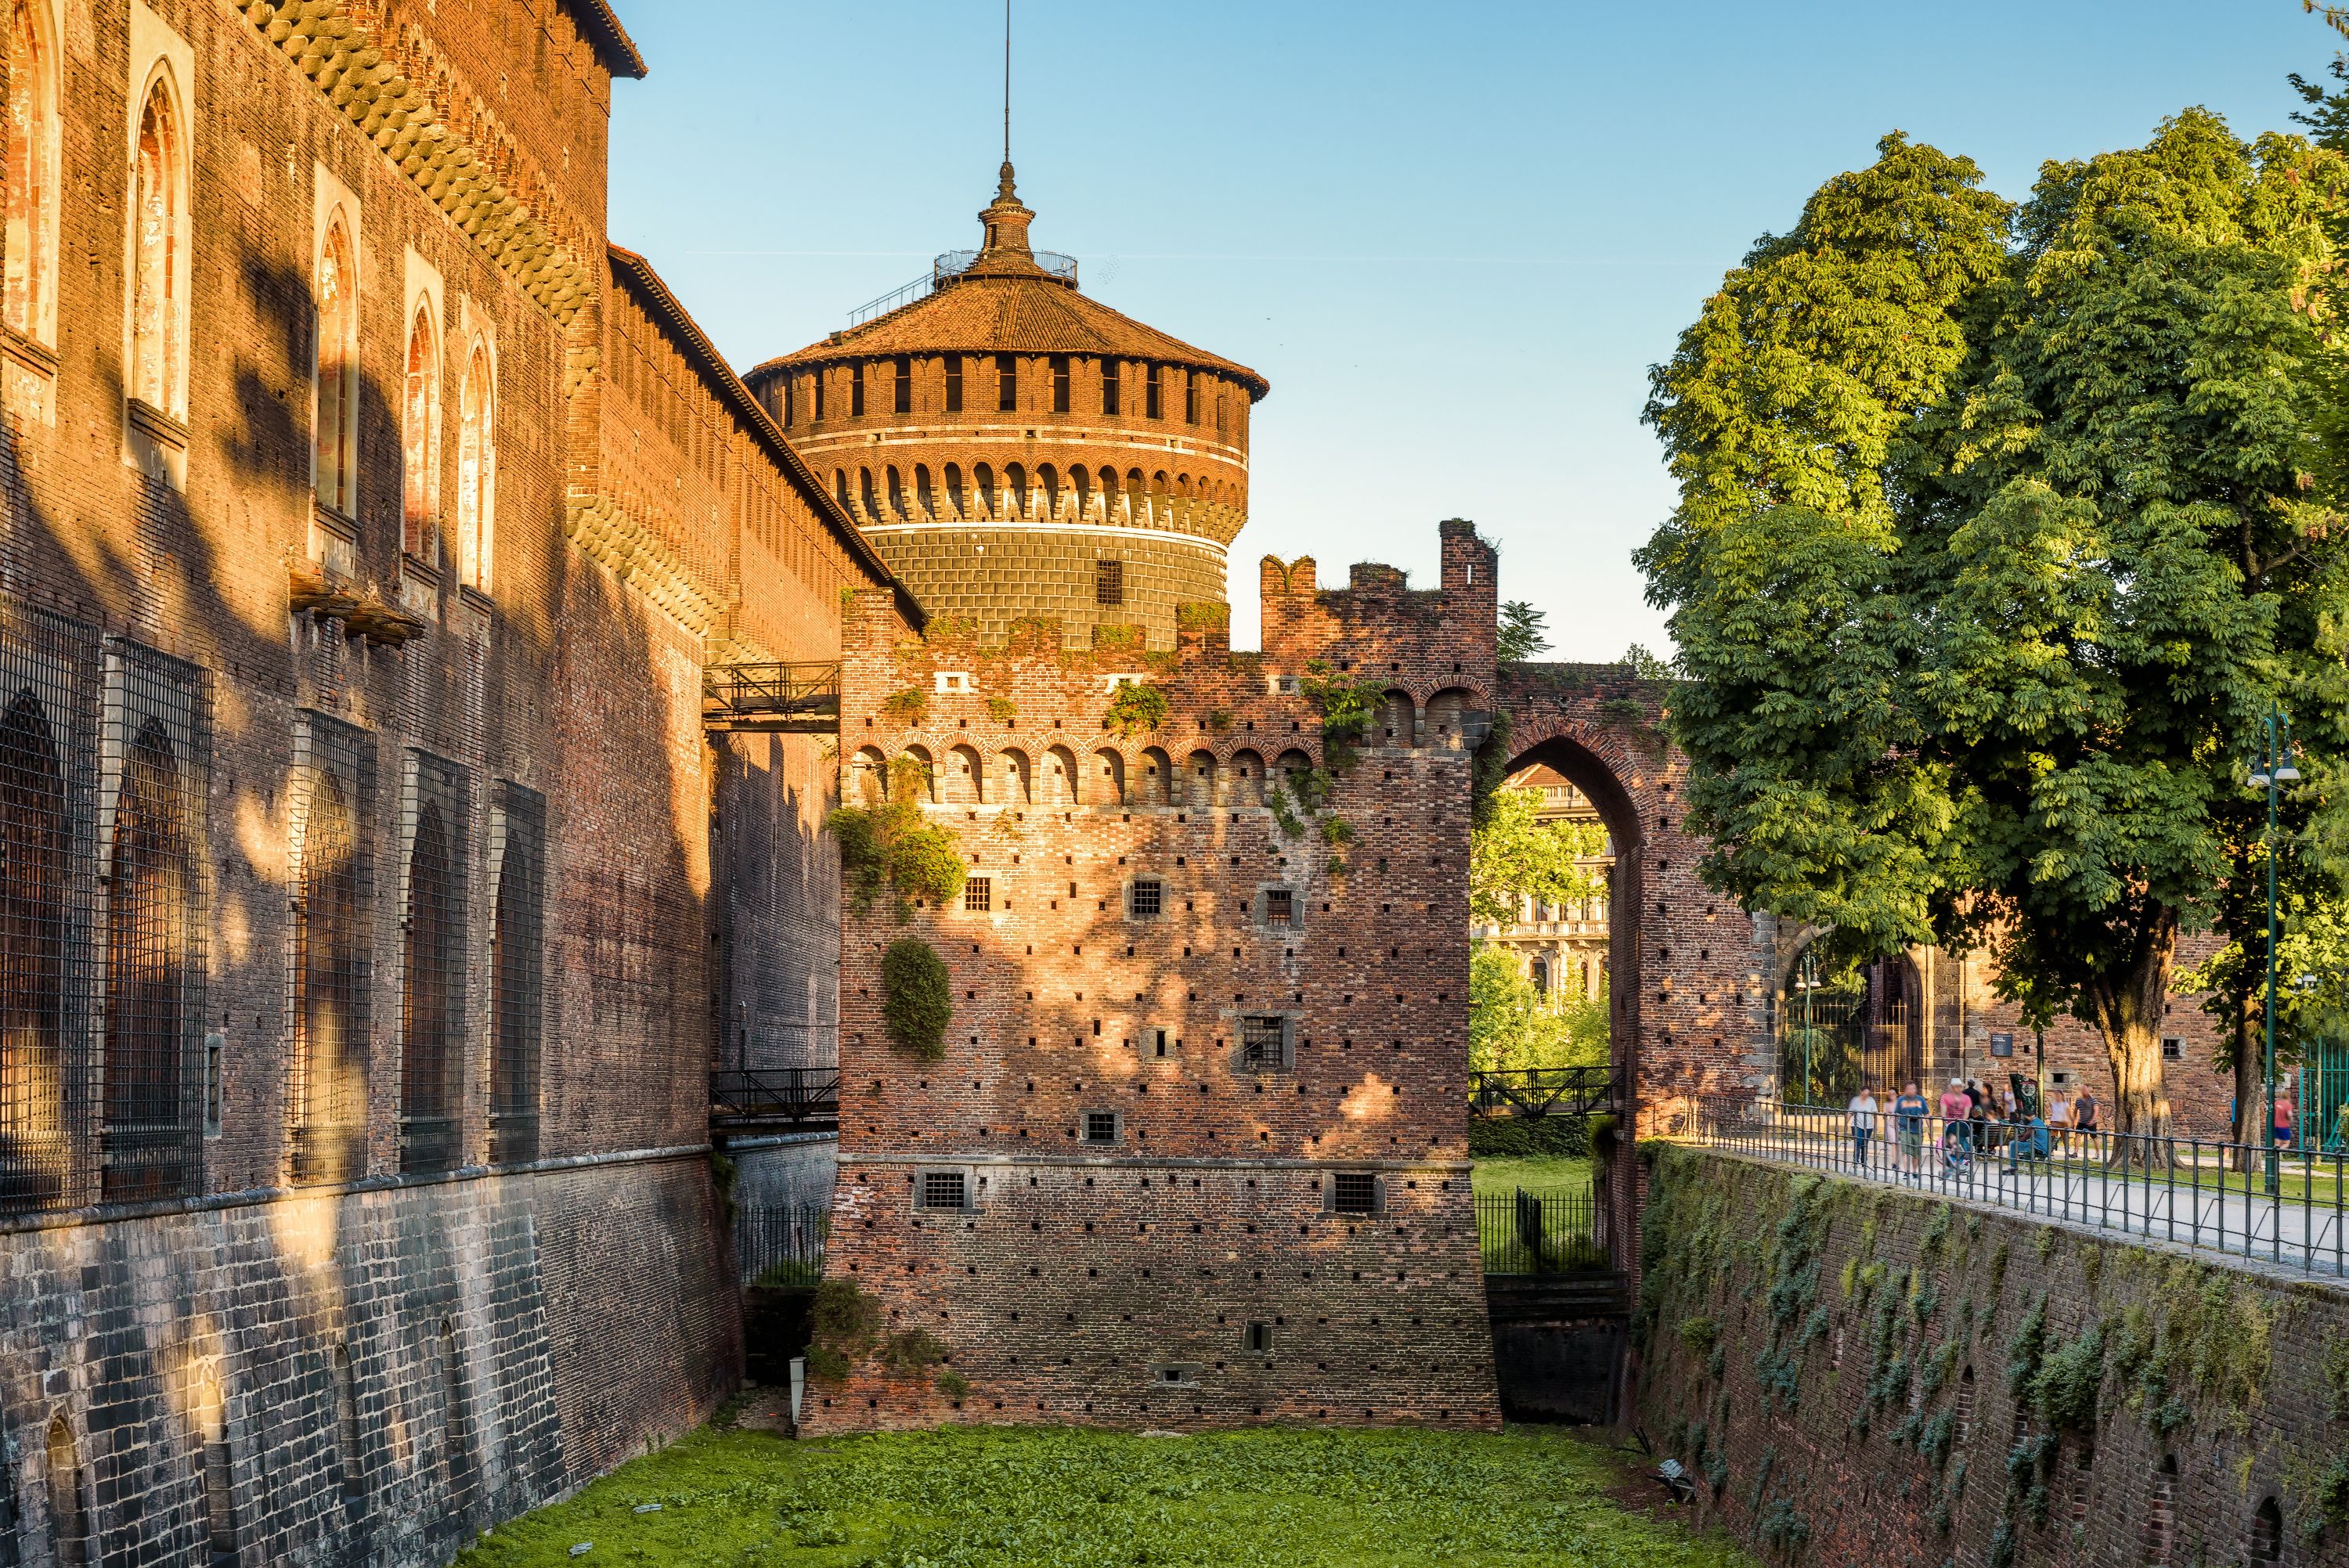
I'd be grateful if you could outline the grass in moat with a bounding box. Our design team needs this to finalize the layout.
[1469,1154,1591,1198]
[453,1420,1754,1568]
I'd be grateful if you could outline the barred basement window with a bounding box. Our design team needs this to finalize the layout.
[944,353,963,413]
[1265,889,1294,927]
[921,1170,967,1210]
[996,352,1018,412]
[291,714,373,1185]
[99,641,208,1202]
[399,753,470,1174]
[0,608,95,1216]
[1084,1110,1118,1144]
[893,353,912,414]
[1052,353,1070,413]
[1129,878,1161,917]
[964,876,992,913]
[1243,1321,1274,1354]
[1096,557,1124,607]
[1102,359,1120,416]
[1333,1172,1379,1214]
[489,783,545,1166]
[1240,1015,1288,1072]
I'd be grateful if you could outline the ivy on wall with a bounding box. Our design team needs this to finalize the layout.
[881,938,952,1062]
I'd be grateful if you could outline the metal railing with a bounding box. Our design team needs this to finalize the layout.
[738,1199,829,1289]
[846,249,1080,326]
[1695,1096,2349,1278]
[1478,1187,1606,1274]
[1470,1065,1615,1120]
[711,1068,840,1133]
[702,662,840,734]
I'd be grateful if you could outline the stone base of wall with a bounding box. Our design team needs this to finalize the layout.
[803,1156,1501,1434]
[2,1148,737,1568]
[1634,1146,2349,1567]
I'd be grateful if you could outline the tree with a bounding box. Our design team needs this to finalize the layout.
[1468,784,1607,927]
[1498,600,1550,663]
[1619,644,1672,681]
[1643,116,2349,1152]
[1469,942,1607,1075]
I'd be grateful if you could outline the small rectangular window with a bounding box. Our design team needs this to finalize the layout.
[965,876,993,913]
[1096,557,1124,607]
[204,1032,224,1137]
[1333,1172,1379,1214]
[1265,889,1294,926]
[1052,353,1071,413]
[1153,1029,1169,1058]
[1243,1321,1274,1354]
[893,354,913,415]
[921,1170,967,1210]
[2161,1036,2182,1062]
[1102,360,1121,416]
[851,362,866,416]
[1129,878,1162,918]
[1084,1110,1118,1144]
[1241,1015,1286,1072]
[997,353,1018,413]
[814,370,826,421]
[1185,373,1198,425]
[1146,363,1163,420]
[944,353,964,413]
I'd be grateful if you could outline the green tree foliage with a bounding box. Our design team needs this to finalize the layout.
[1469,784,1607,926]
[1499,600,1552,663]
[1620,644,1672,681]
[1470,942,1609,1075]
[881,937,953,1061]
[827,758,968,920]
[1641,115,2349,1144]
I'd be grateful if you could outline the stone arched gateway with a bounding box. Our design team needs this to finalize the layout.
[1496,665,1777,1256]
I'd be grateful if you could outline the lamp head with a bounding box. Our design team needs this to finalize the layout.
[2250,771,2274,789]
[2277,764,2303,784]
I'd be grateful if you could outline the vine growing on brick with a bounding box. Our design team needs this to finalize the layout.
[1104,680,1169,737]
[828,759,967,920]
[881,938,953,1062]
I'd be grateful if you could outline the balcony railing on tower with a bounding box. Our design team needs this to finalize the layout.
[846,249,1081,327]
[702,662,839,734]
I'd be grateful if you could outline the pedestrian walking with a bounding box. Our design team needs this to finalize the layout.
[2275,1094,2297,1148]
[2046,1087,2073,1154]
[2073,1087,2101,1159]
[1939,1079,1972,1150]
[1893,1081,1929,1180]
[1848,1086,1880,1169]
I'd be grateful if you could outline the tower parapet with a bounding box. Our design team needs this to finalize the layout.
[746,167,1267,651]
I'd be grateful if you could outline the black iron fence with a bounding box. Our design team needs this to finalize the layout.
[1469,1066,1615,1120]
[1695,1096,2349,1278]
[737,1199,828,1289]
[1478,1187,1606,1275]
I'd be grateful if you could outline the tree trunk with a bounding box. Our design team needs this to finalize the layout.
[2083,906,2179,1172]
[2231,1010,2260,1173]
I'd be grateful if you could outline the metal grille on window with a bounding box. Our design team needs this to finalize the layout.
[399,752,470,1173]
[1265,888,1294,926]
[1095,558,1123,607]
[1129,878,1160,917]
[489,783,544,1165]
[1084,1110,1117,1143]
[290,713,373,1184]
[99,640,208,1202]
[0,607,97,1214]
[922,1170,965,1210]
[962,876,991,914]
[1333,1172,1378,1214]
[1241,1015,1286,1072]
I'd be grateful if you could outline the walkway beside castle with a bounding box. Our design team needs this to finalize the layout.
[1694,1100,2349,1281]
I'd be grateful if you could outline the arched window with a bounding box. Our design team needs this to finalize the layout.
[103,719,194,1202]
[972,463,994,521]
[399,799,456,1173]
[128,73,185,417]
[45,1414,85,1566]
[1005,463,1027,521]
[455,342,494,593]
[402,304,441,561]
[1039,464,1059,519]
[1094,748,1124,805]
[5,0,59,343]
[886,465,907,521]
[313,213,358,515]
[293,770,363,1183]
[489,786,544,1165]
[2253,1497,2282,1565]
[834,469,851,514]
[0,687,67,1213]
[944,463,965,519]
[1531,959,1550,997]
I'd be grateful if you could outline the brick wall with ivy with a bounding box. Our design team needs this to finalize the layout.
[1635,1146,2349,1567]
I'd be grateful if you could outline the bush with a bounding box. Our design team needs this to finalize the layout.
[882,938,953,1060]
[806,1279,883,1380]
[1469,1116,1590,1158]
[1106,681,1169,736]
[827,755,967,919]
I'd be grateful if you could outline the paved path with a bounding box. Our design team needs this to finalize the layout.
[1701,1117,2349,1278]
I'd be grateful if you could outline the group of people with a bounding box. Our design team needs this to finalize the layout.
[1842,1076,2101,1180]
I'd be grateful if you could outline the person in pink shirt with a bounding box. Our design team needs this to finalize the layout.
[1939,1079,1973,1150]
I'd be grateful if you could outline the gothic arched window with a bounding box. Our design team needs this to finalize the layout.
[313,212,358,515]
[128,73,186,417]
[402,303,440,561]
[399,800,456,1172]
[0,687,67,1211]
[489,788,543,1165]
[293,770,363,1182]
[5,0,58,343]
[455,342,494,593]
[102,719,193,1200]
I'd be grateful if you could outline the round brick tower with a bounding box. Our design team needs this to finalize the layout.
[745,164,1268,649]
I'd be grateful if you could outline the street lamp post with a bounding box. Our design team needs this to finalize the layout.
[2249,702,2300,1196]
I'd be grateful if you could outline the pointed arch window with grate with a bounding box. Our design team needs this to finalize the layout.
[290,713,374,1184]
[399,752,470,1173]
[488,781,544,1165]
[98,639,208,1201]
[0,607,96,1214]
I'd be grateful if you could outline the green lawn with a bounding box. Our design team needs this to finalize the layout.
[454,1421,1752,1568]
[1470,1155,1591,1198]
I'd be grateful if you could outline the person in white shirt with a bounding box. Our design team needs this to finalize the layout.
[2045,1090,2073,1153]
[1848,1087,1880,1169]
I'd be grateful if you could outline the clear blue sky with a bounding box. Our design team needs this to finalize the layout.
[607,2,2338,660]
